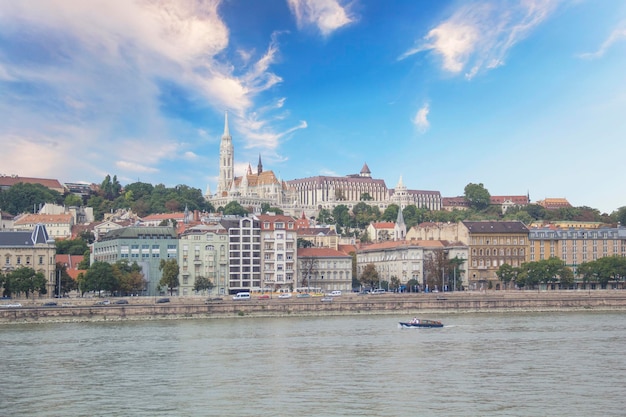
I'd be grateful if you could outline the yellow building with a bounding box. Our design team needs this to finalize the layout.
[528,226,626,288]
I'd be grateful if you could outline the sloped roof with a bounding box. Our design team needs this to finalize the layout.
[298,247,351,258]
[358,239,445,252]
[462,221,529,234]
[0,175,64,191]
[371,222,395,229]
[15,213,73,225]
[100,226,178,241]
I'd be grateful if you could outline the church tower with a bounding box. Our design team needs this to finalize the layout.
[217,111,234,195]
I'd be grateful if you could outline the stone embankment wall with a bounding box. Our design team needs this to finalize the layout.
[2,291,626,324]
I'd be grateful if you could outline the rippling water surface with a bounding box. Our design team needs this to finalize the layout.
[2,311,625,416]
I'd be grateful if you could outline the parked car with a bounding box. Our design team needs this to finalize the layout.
[205,297,223,304]
[258,294,270,299]
[320,297,333,302]
[370,289,386,295]
[278,293,292,299]
[232,292,251,300]
[328,290,342,297]
[114,299,129,305]
[94,299,110,305]
[296,293,311,298]
[43,301,58,307]
[156,297,170,304]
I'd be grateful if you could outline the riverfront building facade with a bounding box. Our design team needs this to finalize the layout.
[91,226,178,296]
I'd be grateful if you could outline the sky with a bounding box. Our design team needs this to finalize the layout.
[1,0,625,214]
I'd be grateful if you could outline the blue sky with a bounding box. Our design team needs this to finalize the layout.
[1,0,625,214]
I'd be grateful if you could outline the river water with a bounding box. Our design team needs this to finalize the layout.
[1,311,624,417]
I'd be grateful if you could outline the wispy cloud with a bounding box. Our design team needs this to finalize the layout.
[0,0,297,184]
[400,0,558,79]
[287,0,355,36]
[412,103,430,133]
[578,23,626,59]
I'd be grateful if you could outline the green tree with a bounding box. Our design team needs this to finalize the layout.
[332,205,351,228]
[360,263,379,288]
[159,259,180,295]
[464,183,491,211]
[193,276,214,294]
[56,238,89,255]
[297,238,314,248]
[316,209,333,224]
[496,263,519,290]
[613,206,626,227]
[10,267,47,298]
[222,201,249,216]
[0,182,63,215]
[56,262,78,296]
[352,202,379,229]
[64,193,84,207]
[381,204,399,222]
[83,261,117,295]
[360,192,373,201]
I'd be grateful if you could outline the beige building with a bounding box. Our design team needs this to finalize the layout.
[13,213,74,240]
[0,224,57,296]
[407,222,469,242]
[297,247,352,292]
[462,221,530,290]
[356,239,468,290]
[296,227,339,250]
[179,223,229,296]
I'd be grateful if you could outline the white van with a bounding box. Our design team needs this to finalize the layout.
[329,290,342,297]
[232,292,251,300]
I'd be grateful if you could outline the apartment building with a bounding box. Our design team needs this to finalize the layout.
[297,247,352,292]
[220,216,261,294]
[258,213,297,292]
[178,223,229,296]
[462,221,530,289]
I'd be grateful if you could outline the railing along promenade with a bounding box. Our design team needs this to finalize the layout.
[2,290,626,324]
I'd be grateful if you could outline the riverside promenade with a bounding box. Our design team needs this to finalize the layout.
[2,290,626,324]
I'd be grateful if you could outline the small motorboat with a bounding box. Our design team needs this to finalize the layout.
[398,318,443,328]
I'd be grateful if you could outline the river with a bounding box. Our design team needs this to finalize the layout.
[1,311,624,416]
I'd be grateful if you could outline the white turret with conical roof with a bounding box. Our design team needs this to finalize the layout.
[217,111,234,195]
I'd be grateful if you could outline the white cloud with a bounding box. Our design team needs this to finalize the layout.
[115,161,159,173]
[0,0,299,184]
[578,24,626,59]
[412,103,430,133]
[287,0,355,36]
[401,0,558,78]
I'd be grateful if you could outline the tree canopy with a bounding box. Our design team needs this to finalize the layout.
[464,183,491,211]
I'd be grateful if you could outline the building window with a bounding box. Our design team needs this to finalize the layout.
[39,256,44,265]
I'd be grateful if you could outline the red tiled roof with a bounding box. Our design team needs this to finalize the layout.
[298,248,351,258]
[0,175,64,191]
[15,213,73,225]
[371,222,395,229]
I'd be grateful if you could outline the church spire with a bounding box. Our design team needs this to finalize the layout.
[257,154,263,175]
[223,110,230,138]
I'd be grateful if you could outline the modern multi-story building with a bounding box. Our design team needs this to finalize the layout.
[219,215,262,294]
[178,223,229,296]
[91,226,178,296]
[297,247,352,292]
[0,224,57,296]
[258,213,297,291]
